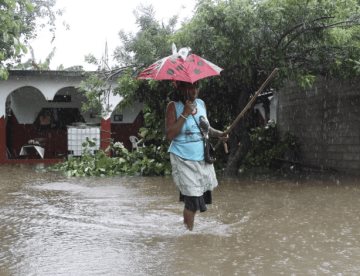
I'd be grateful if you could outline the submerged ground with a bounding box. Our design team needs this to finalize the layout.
[0,165,359,275]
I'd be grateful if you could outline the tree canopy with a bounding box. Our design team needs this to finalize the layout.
[175,0,360,173]
[0,0,59,78]
[82,0,360,175]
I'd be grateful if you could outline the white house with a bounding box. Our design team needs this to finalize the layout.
[0,70,143,163]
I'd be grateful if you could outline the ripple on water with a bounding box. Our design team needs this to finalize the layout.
[3,174,360,275]
[2,179,234,275]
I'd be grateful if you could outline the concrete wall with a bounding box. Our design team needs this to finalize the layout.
[277,77,360,175]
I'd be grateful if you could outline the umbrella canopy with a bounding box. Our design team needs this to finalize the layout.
[137,46,223,83]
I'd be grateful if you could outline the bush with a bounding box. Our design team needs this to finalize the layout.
[50,140,171,177]
[242,121,300,170]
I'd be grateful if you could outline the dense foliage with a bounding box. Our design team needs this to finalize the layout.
[0,0,60,78]
[75,0,359,176]
[176,0,360,173]
[51,138,171,177]
[242,120,300,170]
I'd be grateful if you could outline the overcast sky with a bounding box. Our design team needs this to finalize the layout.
[26,0,196,70]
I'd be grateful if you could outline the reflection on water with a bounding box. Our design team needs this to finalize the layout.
[1,165,360,275]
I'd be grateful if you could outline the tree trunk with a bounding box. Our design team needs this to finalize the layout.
[224,120,252,176]
[224,89,253,176]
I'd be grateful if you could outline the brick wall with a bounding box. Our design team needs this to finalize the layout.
[277,77,360,174]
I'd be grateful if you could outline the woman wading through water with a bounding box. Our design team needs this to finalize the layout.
[166,81,228,230]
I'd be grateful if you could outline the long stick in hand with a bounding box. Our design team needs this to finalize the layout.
[215,68,279,151]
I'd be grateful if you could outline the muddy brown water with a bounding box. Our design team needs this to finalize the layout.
[1,165,360,275]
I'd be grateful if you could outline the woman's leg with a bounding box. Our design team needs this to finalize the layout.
[183,208,196,230]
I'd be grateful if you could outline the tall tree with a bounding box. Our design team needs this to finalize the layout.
[0,0,59,78]
[81,4,179,142]
[176,0,360,174]
[113,5,179,141]
[83,1,359,175]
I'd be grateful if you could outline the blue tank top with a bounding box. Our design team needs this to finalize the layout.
[168,99,207,161]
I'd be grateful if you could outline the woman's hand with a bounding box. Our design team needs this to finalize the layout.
[209,128,229,141]
[218,132,229,142]
[183,100,196,117]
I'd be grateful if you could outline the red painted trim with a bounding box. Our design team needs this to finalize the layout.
[111,112,144,149]
[0,116,6,162]
[1,113,144,163]
[100,118,112,155]
[0,115,65,164]
[7,112,68,160]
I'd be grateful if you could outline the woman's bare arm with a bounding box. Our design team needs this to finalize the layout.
[165,102,186,141]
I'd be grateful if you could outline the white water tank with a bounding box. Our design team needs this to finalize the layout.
[67,125,100,156]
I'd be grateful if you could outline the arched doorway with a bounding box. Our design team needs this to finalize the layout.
[5,86,46,159]
[5,85,92,159]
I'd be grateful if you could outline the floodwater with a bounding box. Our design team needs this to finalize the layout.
[1,165,360,275]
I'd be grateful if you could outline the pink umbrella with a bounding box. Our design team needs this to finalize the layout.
[137,45,223,83]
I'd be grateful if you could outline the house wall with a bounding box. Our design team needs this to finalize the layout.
[111,112,144,149]
[277,77,360,174]
[9,86,88,124]
[7,113,68,159]
[0,117,6,161]
[0,70,144,163]
[0,71,84,118]
[110,102,143,124]
[5,111,144,159]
